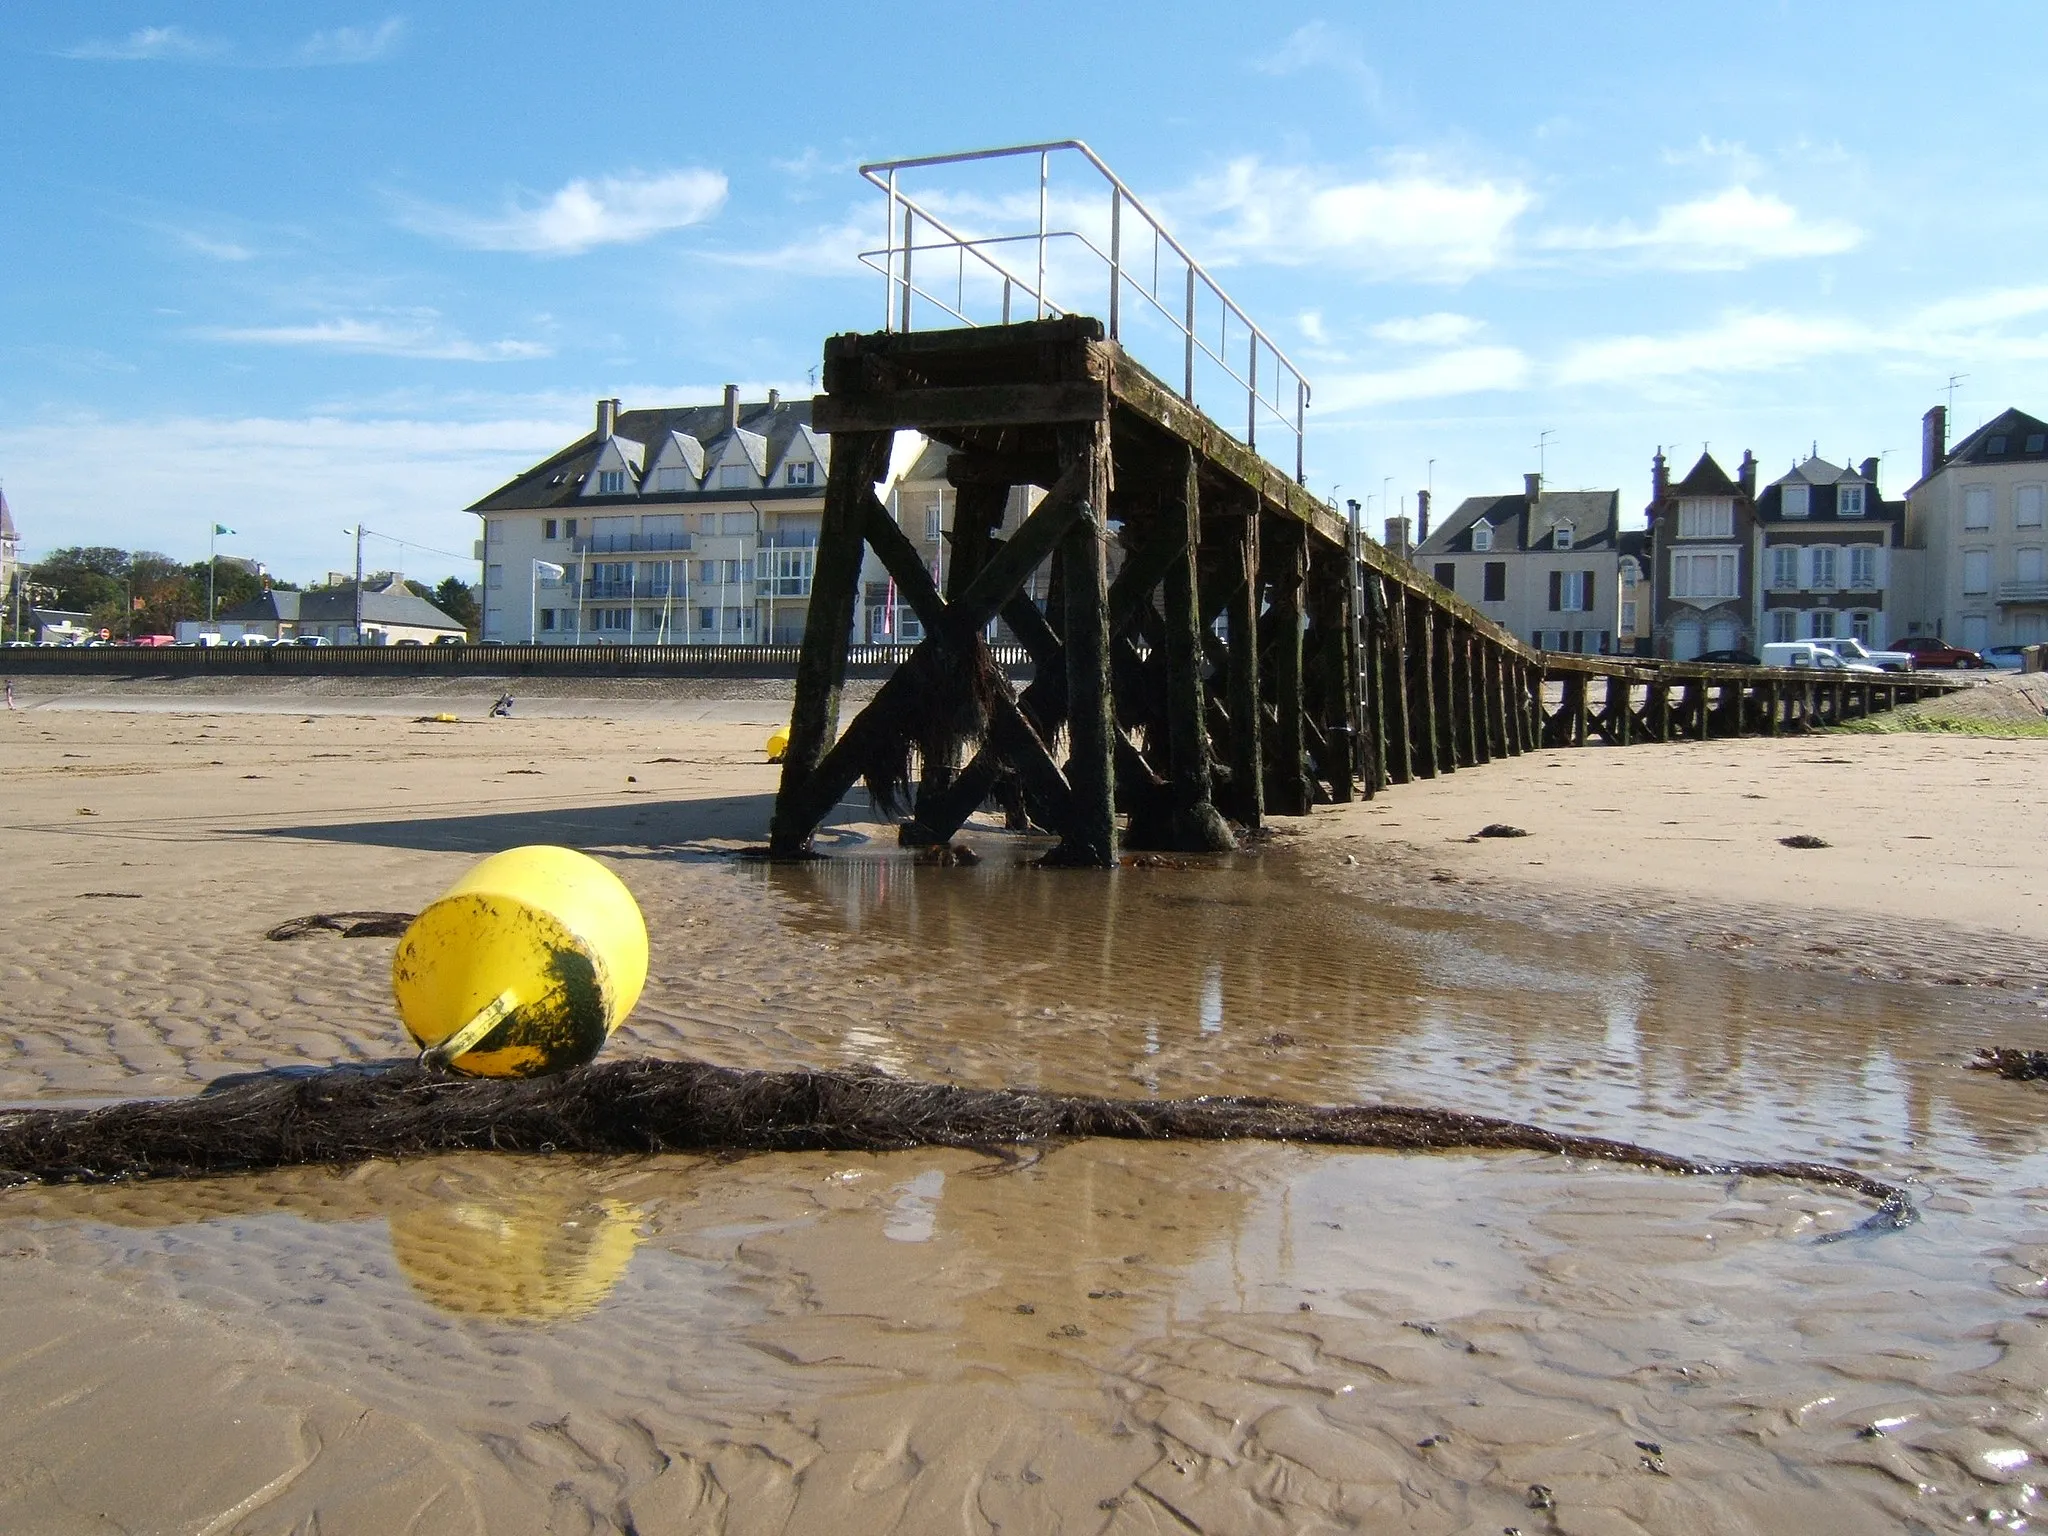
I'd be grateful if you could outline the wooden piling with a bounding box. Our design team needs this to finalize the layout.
[1162,447,1233,849]
[1224,501,1264,829]
[1054,420,1117,865]
[1269,518,1312,815]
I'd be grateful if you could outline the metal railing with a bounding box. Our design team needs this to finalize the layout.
[861,139,1311,484]
[572,533,693,555]
[1997,581,2048,604]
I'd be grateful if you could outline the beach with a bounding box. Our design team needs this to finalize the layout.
[3,678,2048,1533]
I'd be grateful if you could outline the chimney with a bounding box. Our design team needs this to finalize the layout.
[1416,488,1432,543]
[1524,472,1542,503]
[596,397,619,441]
[1383,516,1412,560]
[1860,455,1880,489]
[1652,449,1668,503]
[1922,406,1947,479]
[723,384,741,432]
[767,388,780,411]
[1738,449,1756,500]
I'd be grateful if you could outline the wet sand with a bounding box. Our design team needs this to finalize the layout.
[4,685,2048,1533]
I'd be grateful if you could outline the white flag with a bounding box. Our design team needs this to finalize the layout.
[533,560,566,580]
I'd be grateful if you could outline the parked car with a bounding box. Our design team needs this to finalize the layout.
[1761,641,1880,673]
[432,634,469,646]
[1982,644,2030,671]
[129,634,177,648]
[290,634,332,647]
[1810,636,1913,672]
[1893,635,1984,669]
[229,633,275,647]
[1694,648,1761,666]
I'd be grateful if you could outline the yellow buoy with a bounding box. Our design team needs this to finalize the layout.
[766,726,789,762]
[391,846,648,1078]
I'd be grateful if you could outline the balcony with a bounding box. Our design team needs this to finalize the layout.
[1997,581,2048,605]
[571,532,693,555]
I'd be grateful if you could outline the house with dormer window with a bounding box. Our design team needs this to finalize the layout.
[1755,453,1914,647]
[1413,472,1627,654]
[1647,450,1760,659]
[1905,404,2048,652]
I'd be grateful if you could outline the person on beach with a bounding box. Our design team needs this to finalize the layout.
[5,680,13,711]
[490,692,514,718]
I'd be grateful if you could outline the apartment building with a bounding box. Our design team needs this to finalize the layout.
[1413,473,1627,654]
[862,438,1045,645]
[469,390,829,644]
[1646,450,1761,659]
[1904,405,2048,652]
[1752,453,1916,647]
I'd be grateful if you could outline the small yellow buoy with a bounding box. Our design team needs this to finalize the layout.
[766,726,789,762]
[391,846,648,1077]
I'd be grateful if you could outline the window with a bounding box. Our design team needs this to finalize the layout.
[2018,485,2046,529]
[486,564,504,589]
[1989,435,2010,454]
[1549,570,1593,611]
[486,519,505,545]
[725,607,752,635]
[1672,620,1702,660]
[1781,484,1810,519]
[1433,562,1457,592]
[1620,599,1637,631]
[1810,546,1838,591]
[597,469,628,495]
[720,510,757,536]
[2019,547,2046,585]
[1808,608,1839,639]
[1962,614,1991,649]
[757,547,815,598]
[1851,611,1874,643]
[2029,435,2047,454]
[539,609,556,632]
[697,607,715,632]
[653,467,693,492]
[1677,499,1734,539]
[639,562,670,598]
[1471,521,1493,551]
[1849,547,1878,590]
[563,518,577,538]
[1770,547,1799,589]
[1671,551,1738,598]
[717,464,751,489]
[1963,549,1992,594]
[1964,486,1994,530]
[696,560,718,585]
[1554,524,1573,550]
[543,518,559,540]
[1483,561,1506,602]
[785,461,817,487]
[1771,607,1798,643]
[593,608,629,632]
[1838,485,1865,517]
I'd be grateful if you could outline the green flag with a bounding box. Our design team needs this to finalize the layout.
[213,523,235,536]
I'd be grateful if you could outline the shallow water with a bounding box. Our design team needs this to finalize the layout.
[6,843,2048,1533]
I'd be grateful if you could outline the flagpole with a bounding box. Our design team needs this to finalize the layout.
[531,561,538,643]
[207,523,217,623]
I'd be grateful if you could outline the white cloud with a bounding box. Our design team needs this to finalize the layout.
[1181,156,1534,282]
[1370,312,1483,347]
[199,314,550,362]
[401,169,728,255]
[295,18,405,65]
[713,217,872,277]
[1318,346,1530,412]
[1540,187,1863,270]
[62,26,223,61]
[166,227,256,262]
[1254,21,1381,104]
[1556,311,1873,386]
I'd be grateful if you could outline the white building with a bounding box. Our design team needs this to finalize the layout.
[469,391,830,645]
[1905,405,2048,652]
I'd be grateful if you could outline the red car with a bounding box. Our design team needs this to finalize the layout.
[1894,635,1984,669]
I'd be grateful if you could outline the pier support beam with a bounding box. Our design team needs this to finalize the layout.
[1054,420,1117,865]
[1162,448,1233,850]
[1268,519,1312,815]
[1223,501,1264,829]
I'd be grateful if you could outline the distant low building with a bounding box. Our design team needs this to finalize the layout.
[1905,404,2048,652]
[204,579,466,644]
[1414,473,1628,654]
[31,608,92,644]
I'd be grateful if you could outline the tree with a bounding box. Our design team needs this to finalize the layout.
[431,576,480,637]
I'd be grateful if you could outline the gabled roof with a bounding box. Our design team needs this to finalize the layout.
[1771,454,1851,488]
[899,438,952,484]
[711,426,768,479]
[1945,407,2048,466]
[1670,452,1740,496]
[1415,486,1621,555]
[0,487,14,542]
[218,580,465,632]
[649,430,705,481]
[469,395,823,512]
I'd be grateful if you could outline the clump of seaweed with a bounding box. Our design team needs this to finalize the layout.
[1972,1047,2048,1081]
[266,912,416,941]
[0,1058,1914,1237]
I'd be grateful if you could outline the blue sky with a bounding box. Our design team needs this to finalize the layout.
[4,2,2045,586]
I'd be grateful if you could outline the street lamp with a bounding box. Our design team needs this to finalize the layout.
[341,525,364,643]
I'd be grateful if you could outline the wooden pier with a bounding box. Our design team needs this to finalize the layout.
[768,317,1957,864]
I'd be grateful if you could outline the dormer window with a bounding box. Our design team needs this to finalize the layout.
[1989,435,2010,454]
[1471,521,1493,551]
[597,470,627,495]
[2028,434,2046,454]
[1838,485,1865,517]
[717,465,751,489]
[1553,524,1573,550]
[1781,484,1810,518]
[785,461,817,487]
[652,467,693,492]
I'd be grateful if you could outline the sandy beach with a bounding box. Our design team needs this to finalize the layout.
[4,677,2048,1533]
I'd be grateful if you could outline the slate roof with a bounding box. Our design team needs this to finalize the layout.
[1944,408,2048,467]
[1669,452,1741,497]
[1754,453,1904,527]
[470,397,826,512]
[218,580,465,632]
[899,438,953,483]
[1415,486,1621,556]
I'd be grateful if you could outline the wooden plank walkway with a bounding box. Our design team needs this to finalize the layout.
[770,317,1961,864]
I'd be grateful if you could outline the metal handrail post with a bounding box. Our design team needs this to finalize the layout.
[884,170,898,331]
[900,205,915,333]
[1183,265,1195,400]
[1107,188,1121,340]
[1247,336,1257,453]
[1035,150,1048,319]
[1296,382,1307,485]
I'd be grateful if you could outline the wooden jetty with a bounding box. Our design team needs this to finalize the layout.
[766,316,1958,865]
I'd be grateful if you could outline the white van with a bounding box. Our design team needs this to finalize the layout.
[1761,641,1879,672]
